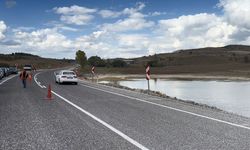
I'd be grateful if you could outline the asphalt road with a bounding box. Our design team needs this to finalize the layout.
[1,70,250,150]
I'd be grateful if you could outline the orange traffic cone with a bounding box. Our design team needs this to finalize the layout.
[28,74,32,83]
[47,84,52,100]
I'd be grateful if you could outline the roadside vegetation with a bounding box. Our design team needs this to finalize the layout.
[76,45,250,78]
[2,44,250,77]
[0,52,74,69]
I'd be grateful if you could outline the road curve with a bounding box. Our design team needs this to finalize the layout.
[1,70,250,150]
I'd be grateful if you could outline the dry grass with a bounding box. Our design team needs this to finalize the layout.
[78,45,250,78]
[0,56,73,69]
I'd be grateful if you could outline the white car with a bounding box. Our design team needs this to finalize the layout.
[55,70,78,85]
[24,64,32,71]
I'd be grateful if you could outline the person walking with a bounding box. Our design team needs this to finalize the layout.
[19,69,29,88]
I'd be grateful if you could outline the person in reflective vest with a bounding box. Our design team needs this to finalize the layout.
[19,69,29,88]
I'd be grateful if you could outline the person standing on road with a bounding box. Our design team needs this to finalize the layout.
[19,69,29,88]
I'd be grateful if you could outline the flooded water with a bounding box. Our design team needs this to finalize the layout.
[101,78,250,118]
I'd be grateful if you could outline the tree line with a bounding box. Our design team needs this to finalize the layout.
[0,52,40,61]
[75,50,127,68]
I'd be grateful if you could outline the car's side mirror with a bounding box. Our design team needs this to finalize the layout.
[55,72,59,75]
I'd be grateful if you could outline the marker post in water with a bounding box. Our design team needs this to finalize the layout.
[146,65,150,92]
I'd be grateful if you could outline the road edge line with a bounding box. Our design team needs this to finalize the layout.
[33,72,148,149]
[34,72,46,88]
[0,74,18,85]
[51,90,149,150]
[80,84,250,131]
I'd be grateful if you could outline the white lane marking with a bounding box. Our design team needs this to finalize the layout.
[0,75,18,85]
[34,73,46,88]
[80,84,250,131]
[34,72,149,150]
[80,80,162,101]
[51,91,149,150]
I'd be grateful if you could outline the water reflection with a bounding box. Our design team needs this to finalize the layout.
[114,79,250,118]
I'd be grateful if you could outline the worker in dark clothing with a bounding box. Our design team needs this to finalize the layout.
[19,69,29,88]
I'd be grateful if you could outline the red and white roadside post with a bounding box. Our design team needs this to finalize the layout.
[91,66,95,81]
[146,65,150,92]
[15,64,18,71]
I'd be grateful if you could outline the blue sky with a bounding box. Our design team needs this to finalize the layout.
[1,0,219,28]
[0,0,250,58]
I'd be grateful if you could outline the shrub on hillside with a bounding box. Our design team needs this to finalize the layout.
[112,59,127,67]
[88,56,106,67]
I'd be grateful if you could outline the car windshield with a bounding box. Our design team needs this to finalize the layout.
[63,72,75,75]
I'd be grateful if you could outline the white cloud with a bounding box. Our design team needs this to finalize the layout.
[60,14,94,25]
[117,34,149,50]
[219,0,250,29]
[98,2,146,19]
[100,2,154,32]
[44,21,79,32]
[54,5,96,15]
[72,30,146,58]
[98,10,122,18]
[12,28,76,58]
[0,21,7,41]
[156,13,237,52]
[15,28,73,49]
[159,13,220,36]
[58,26,78,32]
[101,16,154,32]
[74,30,118,57]
[149,11,167,17]
[122,2,145,15]
[3,1,250,59]
[12,26,35,32]
[11,28,116,58]
[94,1,250,57]
[53,5,97,25]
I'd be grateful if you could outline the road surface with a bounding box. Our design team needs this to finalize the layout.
[1,70,250,150]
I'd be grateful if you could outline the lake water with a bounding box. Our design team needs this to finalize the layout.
[101,78,250,118]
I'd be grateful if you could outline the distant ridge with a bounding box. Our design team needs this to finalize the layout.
[0,52,73,69]
[223,45,250,50]
[99,44,250,76]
